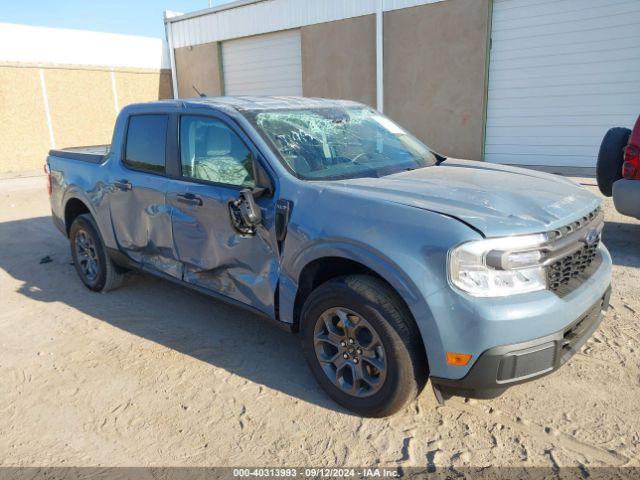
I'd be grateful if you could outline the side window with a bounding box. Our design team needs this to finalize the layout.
[180,116,255,187]
[124,115,168,174]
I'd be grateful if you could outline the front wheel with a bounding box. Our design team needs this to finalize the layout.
[301,275,428,417]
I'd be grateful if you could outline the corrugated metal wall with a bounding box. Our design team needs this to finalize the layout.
[168,0,446,48]
[485,0,640,168]
[222,30,303,96]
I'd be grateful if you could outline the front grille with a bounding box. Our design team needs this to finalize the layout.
[549,206,602,239]
[547,239,600,293]
[545,206,603,296]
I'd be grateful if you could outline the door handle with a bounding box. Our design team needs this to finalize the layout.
[113,179,132,191]
[176,193,203,206]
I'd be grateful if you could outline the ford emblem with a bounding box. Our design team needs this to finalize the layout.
[584,228,599,246]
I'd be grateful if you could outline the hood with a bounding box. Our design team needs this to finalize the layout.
[330,159,601,237]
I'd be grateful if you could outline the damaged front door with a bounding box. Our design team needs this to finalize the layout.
[167,114,280,318]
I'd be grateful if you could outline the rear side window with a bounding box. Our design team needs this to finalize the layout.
[124,115,168,174]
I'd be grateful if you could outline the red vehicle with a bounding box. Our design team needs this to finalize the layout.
[596,114,640,219]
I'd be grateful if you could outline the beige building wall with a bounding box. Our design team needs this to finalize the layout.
[174,42,223,98]
[301,15,377,107]
[45,68,117,149]
[0,66,52,174]
[0,64,172,174]
[115,70,173,109]
[384,0,491,160]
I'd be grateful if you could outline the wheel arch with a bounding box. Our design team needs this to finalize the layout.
[279,242,441,370]
[292,256,386,327]
[64,196,92,235]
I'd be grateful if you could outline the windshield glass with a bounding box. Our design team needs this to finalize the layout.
[246,107,438,180]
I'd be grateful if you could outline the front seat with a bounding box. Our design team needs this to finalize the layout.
[194,124,251,186]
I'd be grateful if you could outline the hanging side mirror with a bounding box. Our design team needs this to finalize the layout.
[240,189,262,226]
[228,155,273,234]
[229,189,262,234]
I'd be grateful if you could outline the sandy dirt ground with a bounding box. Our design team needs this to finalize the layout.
[1,175,639,469]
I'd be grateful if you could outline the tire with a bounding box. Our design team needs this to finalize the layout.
[596,127,631,197]
[301,275,428,417]
[69,213,124,292]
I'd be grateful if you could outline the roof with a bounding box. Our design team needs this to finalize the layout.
[164,0,266,23]
[165,0,446,48]
[184,96,365,111]
[130,96,365,113]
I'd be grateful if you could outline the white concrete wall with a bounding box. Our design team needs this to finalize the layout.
[0,22,170,69]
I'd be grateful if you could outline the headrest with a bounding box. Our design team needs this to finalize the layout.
[205,124,231,155]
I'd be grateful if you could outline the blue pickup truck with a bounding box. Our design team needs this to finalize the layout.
[47,97,612,416]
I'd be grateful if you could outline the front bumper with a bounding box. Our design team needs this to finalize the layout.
[431,286,611,399]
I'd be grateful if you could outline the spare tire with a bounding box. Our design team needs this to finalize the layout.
[596,127,631,196]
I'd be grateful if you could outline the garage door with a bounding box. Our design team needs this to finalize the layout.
[222,29,302,96]
[485,0,640,169]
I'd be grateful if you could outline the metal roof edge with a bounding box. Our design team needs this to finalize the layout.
[164,0,269,24]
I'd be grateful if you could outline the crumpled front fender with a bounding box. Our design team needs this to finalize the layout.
[278,238,445,374]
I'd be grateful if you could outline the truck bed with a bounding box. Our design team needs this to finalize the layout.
[48,145,110,164]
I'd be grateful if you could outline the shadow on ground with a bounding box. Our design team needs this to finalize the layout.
[602,220,640,268]
[0,216,346,414]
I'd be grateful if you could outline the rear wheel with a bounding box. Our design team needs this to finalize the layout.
[596,127,631,196]
[70,213,124,292]
[301,275,428,417]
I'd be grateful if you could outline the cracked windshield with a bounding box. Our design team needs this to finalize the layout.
[250,107,438,180]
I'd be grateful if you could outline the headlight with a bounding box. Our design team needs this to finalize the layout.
[448,234,548,297]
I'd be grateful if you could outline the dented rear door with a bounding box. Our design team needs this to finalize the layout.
[108,113,182,278]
